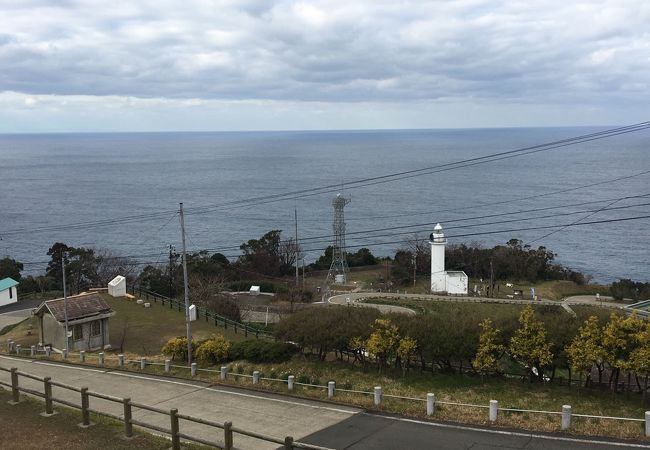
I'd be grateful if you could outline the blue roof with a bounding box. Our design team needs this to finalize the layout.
[0,278,19,291]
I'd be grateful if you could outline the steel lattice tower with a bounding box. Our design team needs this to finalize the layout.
[326,194,351,284]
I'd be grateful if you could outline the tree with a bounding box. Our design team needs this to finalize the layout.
[239,230,299,277]
[629,319,650,402]
[472,318,505,377]
[162,336,195,361]
[0,257,23,281]
[509,306,553,381]
[397,336,418,375]
[602,313,643,392]
[46,242,71,289]
[365,318,401,373]
[565,316,604,386]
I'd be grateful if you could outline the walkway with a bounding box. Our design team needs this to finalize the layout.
[0,356,646,449]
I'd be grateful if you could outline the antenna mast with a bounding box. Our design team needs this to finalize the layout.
[326,194,351,285]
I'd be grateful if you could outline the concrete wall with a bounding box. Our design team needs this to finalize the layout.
[42,314,66,349]
[446,273,468,295]
[0,286,18,307]
[108,276,126,297]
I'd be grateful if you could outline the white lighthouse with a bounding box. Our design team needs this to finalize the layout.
[429,223,469,295]
[429,223,447,292]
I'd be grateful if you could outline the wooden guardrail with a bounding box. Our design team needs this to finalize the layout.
[0,365,334,450]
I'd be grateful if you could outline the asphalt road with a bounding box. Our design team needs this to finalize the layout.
[0,355,647,450]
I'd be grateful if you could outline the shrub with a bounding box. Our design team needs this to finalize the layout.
[195,335,231,365]
[162,336,194,361]
[228,340,299,363]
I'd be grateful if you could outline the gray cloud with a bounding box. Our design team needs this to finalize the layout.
[0,0,647,103]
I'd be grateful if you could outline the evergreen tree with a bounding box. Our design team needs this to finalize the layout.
[509,306,553,381]
[566,316,604,386]
[472,318,505,376]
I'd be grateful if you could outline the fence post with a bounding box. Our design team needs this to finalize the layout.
[15,344,21,355]
[220,366,228,380]
[170,408,180,450]
[489,400,498,422]
[253,371,260,384]
[328,381,335,398]
[140,357,146,370]
[118,354,124,367]
[30,345,36,357]
[123,398,133,438]
[98,352,104,367]
[165,359,171,372]
[80,387,90,427]
[374,386,382,406]
[9,367,19,404]
[224,421,233,450]
[284,436,294,450]
[288,375,295,390]
[561,405,571,430]
[43,377,54,416]
[645,411,650,437]
[426,393,435,416]
[191,362,197,377]
[8,340,14,352]
[45,346,51,357]
[80,351,85,362]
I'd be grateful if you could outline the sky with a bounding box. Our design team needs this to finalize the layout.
[0,0,648,132]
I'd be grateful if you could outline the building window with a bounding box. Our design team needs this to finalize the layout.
[90,320,101,337]
[73,324,83,341]
[9,287,12,299]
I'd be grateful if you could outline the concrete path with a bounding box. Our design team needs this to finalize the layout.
[0,309,32,331]
[1,356,647,450]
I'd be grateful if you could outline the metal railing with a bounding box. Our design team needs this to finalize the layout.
[0,365,333,450]
[131,287,275,340]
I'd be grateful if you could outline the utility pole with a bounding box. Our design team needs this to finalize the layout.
[62,253,69,352]
[413,253,417,287]
[294,207,299,289]
[489,258,494,298]
[179,203,192,365]
[168,244,175,299]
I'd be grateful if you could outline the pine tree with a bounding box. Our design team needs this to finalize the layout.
[566,316,604,387]
[509,305,553,382]
[472,318,505,377]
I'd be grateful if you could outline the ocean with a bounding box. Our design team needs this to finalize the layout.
[0,127,648,283]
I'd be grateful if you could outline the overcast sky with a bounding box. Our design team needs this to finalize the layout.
[0,0,648,132]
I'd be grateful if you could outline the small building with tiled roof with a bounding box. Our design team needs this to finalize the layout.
[0,277,19,307]
[34,293,115,352]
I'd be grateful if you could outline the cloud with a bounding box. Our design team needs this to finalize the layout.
[0,0,648,130]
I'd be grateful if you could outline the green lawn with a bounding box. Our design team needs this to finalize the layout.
[1,294,254,356]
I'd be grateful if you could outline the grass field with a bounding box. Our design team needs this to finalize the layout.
[1,294,252,356]
[0,388,207,449]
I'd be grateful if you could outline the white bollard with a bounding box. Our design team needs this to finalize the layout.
[561,405,571,430]
[8,340,14,352]
[45,346,51,357]
[118,354,124,367]
[374,386,382,406]
[328,381,335,399]
[489,400,498,422]
[15,344,21,355]
[62,348,68,359]
[140,357,146,370]
[164,359,171,372]
[98,352,104,366]
[645,411,650,437]
[80,351,85,362]
[30,345,36,357]
[426,393,435,416]
[220,366,228,380]
[288,375,295,390]
[191,362,197,377]
[253,371,260,384]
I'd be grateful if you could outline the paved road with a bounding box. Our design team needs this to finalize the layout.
[0,356,647,450]
[0,309,32,331]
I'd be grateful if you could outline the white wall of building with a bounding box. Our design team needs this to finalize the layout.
[0,286,18,307]
[108,275,126,297]
[446,272,468,295]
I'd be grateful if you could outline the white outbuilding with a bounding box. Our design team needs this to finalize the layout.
[0,277,19,307]
[429,224,468,295]
[249,285,261,296]
[107,275,126,297]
